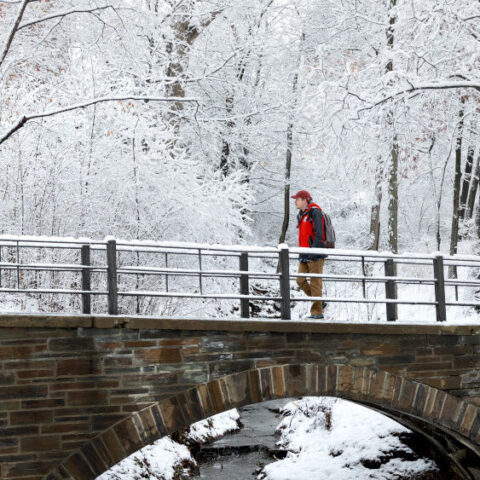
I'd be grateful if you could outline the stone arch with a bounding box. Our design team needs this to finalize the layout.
[45,364,480,480]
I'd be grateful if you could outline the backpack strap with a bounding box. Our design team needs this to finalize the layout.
[306,206,326,243]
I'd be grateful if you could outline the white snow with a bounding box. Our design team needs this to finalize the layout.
[188,408,241,443]
[95,436,194,480]
[258,397,437,480]
[96,409,240,480]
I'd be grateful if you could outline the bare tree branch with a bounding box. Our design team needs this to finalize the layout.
[0,0,29,68]
[0,0,39,4]
[17,5,116,31]
[357,80,480,115]
[0,96,199,145]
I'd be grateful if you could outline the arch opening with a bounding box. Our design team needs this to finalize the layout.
[46,364,480,480]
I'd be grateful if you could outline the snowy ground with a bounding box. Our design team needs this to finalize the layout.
[258,397,437,480]
[96,398,437,480]
[95,437,195,480]
[96,409,241,480]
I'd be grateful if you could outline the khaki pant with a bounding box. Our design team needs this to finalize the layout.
[296,259,324,316]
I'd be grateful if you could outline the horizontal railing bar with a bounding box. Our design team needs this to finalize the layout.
[0,288,469,307]
[118,291,282,300]
[0,238,104,246]
[117,266,279,277]
[0,241,478,266]
[115,291,437,305]
[292,272,436,284]
[0,288,108,295]
[116,247,241,257]
[116,271,278,281]
[0,263,98,271]
[118,270,217,278]
[0,244,86,250]
[0,234,479,260]
[289,247,436,261]
[0,267,473,285]
[443,261,480,268]
[291,296,437,305]
[445,301,480,307]
[116,241,278,254]
[290,247,480,265]
[445,279,480,287]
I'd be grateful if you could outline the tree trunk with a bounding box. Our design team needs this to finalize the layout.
[458,120,476,223]
[132,126,142,315]
[278,32,303,247]
[369,156,384,250]
[466,152,480,220]
[219,96,235,177]
[279,106,295,245]
[165,7,221,144]
[386,0,398,253]
[388,137,399,253]
[449,106,464,277]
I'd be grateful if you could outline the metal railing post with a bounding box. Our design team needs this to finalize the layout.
[361,255,366,298]
[106,239,118,315]
[433,255,447,322]
[16,240,20,289]
[384,258,398,321]
[198,248,203,295]
[239,252,249,318]
[81,245,91,314]
[164,252,169,292]
[278,244,291,320]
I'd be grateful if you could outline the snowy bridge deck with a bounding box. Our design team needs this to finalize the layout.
[0,235,479,323]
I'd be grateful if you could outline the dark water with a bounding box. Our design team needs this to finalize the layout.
[194,398,459,480]
[196,399,285,479]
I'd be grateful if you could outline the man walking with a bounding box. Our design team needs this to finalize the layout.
[291,190,327,319]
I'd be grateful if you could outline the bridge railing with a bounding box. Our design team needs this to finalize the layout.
[0,235,478,321]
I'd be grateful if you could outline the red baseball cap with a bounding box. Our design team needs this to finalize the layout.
[291,190,312,201]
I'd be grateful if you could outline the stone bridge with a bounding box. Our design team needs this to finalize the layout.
[1,314,480,480]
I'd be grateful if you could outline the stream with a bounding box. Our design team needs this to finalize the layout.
[194,398,460,480]
[196,399,286,479]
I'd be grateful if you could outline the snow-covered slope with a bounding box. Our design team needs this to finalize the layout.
[259,397,437,480]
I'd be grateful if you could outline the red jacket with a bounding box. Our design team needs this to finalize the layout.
[297,202,326,260]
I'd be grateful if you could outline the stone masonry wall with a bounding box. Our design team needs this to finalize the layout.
[0,315,479,479]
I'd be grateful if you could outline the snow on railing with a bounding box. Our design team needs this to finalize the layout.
[0,235,478,321]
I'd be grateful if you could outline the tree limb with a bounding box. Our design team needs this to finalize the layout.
[0,0,39,4]
[0,96,199,145]
[0,0,30,68]
[357,80,480,115]
[17,5,116,31]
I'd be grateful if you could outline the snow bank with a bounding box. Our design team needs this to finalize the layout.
[188,408,241,444]
[258,397,437,480]
[95,437,194,480]
[96,409,240,479]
